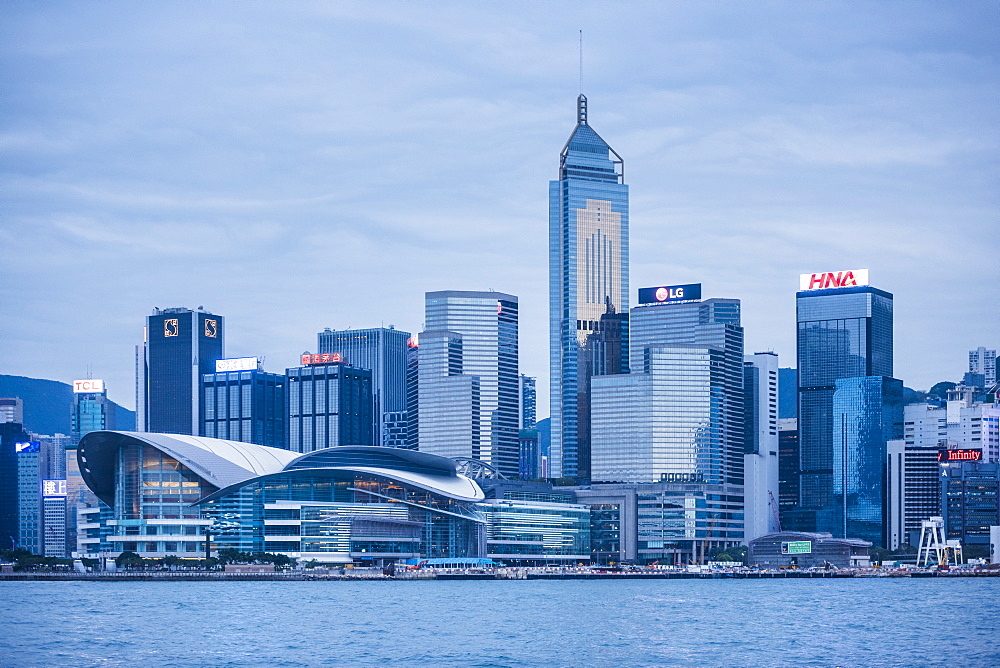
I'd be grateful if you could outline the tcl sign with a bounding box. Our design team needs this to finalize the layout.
[73,379,105,394]
[799,269,870,291]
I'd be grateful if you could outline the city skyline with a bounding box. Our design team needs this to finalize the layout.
[2,2,998,412]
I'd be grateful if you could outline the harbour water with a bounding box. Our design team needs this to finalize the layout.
[2,578,997,667]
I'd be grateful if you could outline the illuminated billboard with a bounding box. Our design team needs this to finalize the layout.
[638,283,702,305]
[73,379,105,393]
[215,357,259,373]
[41,480,67,497]
[937,449,982,462]
[799,269,870,291]
[15,441,39,454]
[300,353,342,366]
[781,541,812,554]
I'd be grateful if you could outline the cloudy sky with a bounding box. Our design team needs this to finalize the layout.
[2,1,997,412]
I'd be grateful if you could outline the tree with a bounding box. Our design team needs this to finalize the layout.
[115,551,144,569]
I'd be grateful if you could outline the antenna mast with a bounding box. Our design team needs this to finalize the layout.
[579,29,583,94]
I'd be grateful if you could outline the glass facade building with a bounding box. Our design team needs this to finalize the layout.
[550,95,629,480]
[481,499,591,565]
[941,460,1000,548]
[591,298,745,486]
[796,285,893,520]
[286,363,373,453]
[76,432,486,563]
[419,291,519,477]
[201,368,285,448]
[318,327,411,447]
[830,375,903,545]
[137,307,224,435]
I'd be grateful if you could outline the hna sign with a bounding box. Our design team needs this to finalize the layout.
[799,269,870,291]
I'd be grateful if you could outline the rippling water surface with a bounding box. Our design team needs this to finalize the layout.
[1,578,998,667]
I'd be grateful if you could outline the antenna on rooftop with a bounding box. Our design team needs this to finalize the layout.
[579,29,584,95]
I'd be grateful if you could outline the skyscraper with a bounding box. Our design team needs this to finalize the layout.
[286,356,373,453]
[969,347,997,387]
[550,95,629,480]
[419,290,519,476]
[743,352,780,542]
[590,292,744,486]
[137,307,224,435]
[318,327,411,447]
[71,379,115,446]
[201,357,286,448]
[794,269,893,534]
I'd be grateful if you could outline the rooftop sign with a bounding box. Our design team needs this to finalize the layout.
[799,269,869,291]
[215,357,259,373]
[937,449,982,462]
[638,283,702,305]
[41,480,67,498]
[73,379,105,394]
[301,353,342,366]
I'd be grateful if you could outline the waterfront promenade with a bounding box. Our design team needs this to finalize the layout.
[2,565,997,581]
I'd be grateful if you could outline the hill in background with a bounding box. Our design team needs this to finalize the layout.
[0,374,135,436]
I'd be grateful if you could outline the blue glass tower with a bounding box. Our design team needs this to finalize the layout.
[831,375,903,545]
[795,283,893,535]
[550,95,629,480]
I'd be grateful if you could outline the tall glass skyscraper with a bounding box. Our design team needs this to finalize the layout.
[318,327,411,447]
[550,95,629,480]
[795,279,893,533]
[137,307,224,435]
[419,290,519,476]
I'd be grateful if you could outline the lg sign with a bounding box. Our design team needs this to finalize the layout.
[638,283,702,305]
[73,379,105,394]
[799,269,870,291]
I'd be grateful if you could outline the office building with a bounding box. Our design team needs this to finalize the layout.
[519,374,537,430]
[201,357,285,448]
[549,94,629,480]
[1,422,30,550]
[286,357,373,453]
[830,375,903,545]
[886,439,945,549]
[419,290,519,476]
[941,459,1000,550]
[318,327,411,447]
[405,338,419,450]
[137,307,224,435]
[904,400,1000,463]
[591,293,745,486]
[743,352,780,542]
[76,432,486,563]
[16,437,66,556]
[795,269,892,529]
[778,418,799,525]
[71,379,115,446]
[518,429,540,479]
[969,347,997,387]
[778,368,798,419]
[1,398,24,424]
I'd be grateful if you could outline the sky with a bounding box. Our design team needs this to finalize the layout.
[2,1,998,412]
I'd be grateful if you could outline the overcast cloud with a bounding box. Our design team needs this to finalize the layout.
[1,1,997,412]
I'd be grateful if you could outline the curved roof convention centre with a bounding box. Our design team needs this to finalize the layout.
[77,431,485,507]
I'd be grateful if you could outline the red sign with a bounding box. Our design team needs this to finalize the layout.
[300,353,342,365]
[799,269,870,291]
[937,449,982,462]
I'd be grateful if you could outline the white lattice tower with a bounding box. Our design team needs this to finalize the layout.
[917,517,946,567]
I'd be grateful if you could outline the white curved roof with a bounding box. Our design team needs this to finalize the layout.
[144,433,299,476]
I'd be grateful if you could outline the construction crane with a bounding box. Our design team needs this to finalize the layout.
[768,491,782,532]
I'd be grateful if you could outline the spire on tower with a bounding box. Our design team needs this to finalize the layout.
[577,94,587,125]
